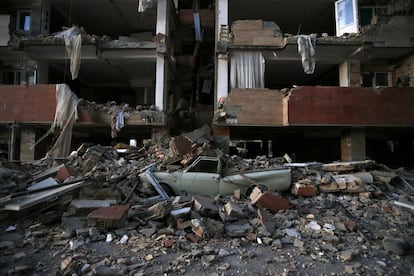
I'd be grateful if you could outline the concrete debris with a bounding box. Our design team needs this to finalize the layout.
[0,126,414,275]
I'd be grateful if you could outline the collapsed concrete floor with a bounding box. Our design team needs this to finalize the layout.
[0,130,414,276]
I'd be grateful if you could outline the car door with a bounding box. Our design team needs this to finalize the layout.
[180,158,220,195]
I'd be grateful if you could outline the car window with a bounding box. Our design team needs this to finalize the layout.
[188,159,218,174]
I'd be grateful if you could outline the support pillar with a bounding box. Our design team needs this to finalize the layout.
[36,61,49,84]
[215,0,228,109]
[216,54,228,107]
[20,127,36,161]
[155,0,168,111]
[339,59,361,87]
[155,55,165,111]
[341,128,366,162]
[267,140,273,158]
[213,126,230,154]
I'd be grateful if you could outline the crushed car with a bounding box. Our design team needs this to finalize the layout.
[140,155,291,196]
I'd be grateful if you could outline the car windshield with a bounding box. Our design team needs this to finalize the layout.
[188,159,218,174]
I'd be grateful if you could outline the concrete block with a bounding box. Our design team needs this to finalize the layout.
[192,195,219,216]
[224,201,245,218]
[257,208,276,233]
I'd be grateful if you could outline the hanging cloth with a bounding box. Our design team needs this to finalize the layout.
[297,34,317,74]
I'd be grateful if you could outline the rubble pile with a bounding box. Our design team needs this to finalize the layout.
[78,100,161,122]
[0,128,414,275]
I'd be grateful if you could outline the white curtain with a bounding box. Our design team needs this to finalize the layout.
[230,51,265,89]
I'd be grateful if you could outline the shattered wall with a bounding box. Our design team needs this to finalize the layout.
[224,89,287,126]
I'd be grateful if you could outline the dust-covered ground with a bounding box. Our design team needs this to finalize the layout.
[1,140,414,275]
[1,190,413,276]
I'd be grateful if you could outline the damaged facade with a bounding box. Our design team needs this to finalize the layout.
[1,1,414,275]
[0,0,413,164]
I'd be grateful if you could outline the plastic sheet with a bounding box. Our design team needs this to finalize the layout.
[55,26,82,80]
[47,84,80,158]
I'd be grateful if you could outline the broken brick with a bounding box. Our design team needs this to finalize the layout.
[164,239,174,248]
[56,165,72,182]
[245,232,257,241]
[249,186,291,213]
[186,233,199,243]
[291,183,317,197]
[344,220,357,231]
[176,219,192,230]
[32,164,72,182]
[87,204,130,231]
[170,136,192,158]
[382,205,393,213]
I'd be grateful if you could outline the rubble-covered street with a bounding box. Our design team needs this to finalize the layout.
[1,128,414,276]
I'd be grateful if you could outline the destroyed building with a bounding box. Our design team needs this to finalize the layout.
[0,0,413,165]
[1,2,414,275]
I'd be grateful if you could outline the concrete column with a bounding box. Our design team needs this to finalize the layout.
[267,140,273,158]
[156,0,167,35]
[341,128,366,162]
[155,55,165,111]
[216,54,229,108]
[215,0,229,109]
[216,0,228,42]
[36,61,49,84]
[339,59,361,87]
[213,126,230,154]
[20,127,36,161]
[155,0,168,112]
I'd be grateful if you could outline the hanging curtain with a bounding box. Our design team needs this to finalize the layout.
[230,51,265,89]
